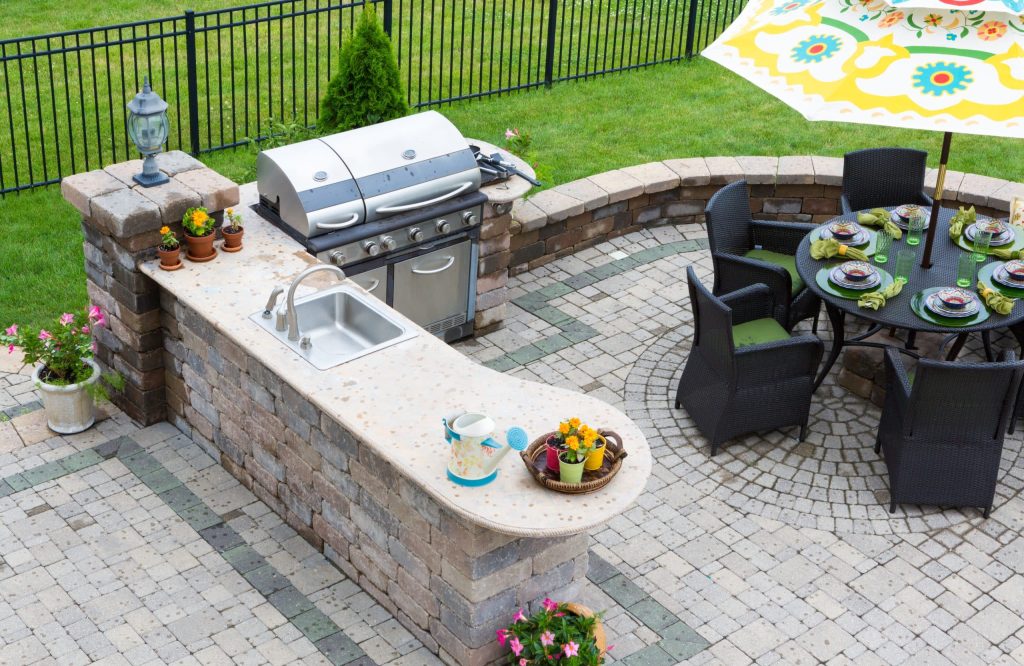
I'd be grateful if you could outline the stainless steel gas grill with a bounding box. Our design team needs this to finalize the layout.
[255,111,485,342]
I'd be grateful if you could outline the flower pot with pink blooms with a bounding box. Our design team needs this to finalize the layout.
[1,306,124,434]
[497,597,606,665]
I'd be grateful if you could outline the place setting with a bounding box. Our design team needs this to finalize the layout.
[814,259,895,300]
[816,220,877,254]
[954,214,1024,256]
[979,258,1024,298]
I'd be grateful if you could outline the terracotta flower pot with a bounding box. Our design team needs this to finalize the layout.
[185,232,217,261]
[34,358,100,434]
[158,245,182,270]
[222,227,244,252]
[564,603,607,656]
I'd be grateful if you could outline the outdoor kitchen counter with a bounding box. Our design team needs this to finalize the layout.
[141,183,651,538]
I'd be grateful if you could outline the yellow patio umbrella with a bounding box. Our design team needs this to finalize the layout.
[703,0,1024,267]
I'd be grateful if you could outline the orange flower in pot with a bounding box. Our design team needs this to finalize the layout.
[222,207,244,252]
[157,225,182,271]
[182,206,217,262]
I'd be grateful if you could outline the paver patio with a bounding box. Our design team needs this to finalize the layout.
[4,224,1024,664]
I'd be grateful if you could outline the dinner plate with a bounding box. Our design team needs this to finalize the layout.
[992,265,1024,289]
[829,266,881,290]
[965,222,1014,247]
[925,292,979,318]
[890,207,931,230]
[818,228,870,246]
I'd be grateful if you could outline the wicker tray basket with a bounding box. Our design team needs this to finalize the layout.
[520,430,626,494]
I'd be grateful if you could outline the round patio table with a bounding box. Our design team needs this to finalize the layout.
[796,207,1024,390]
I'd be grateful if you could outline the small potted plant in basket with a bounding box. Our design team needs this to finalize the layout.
[222,207,244,252]
[497,597,606,665]
[157,225,182,270]
[182,206,217,261]
[1,306,123,434]
[547,418,606,484]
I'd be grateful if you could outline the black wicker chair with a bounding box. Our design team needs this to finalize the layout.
[706,180,820,331]
[840,148,934,214]
[875,348,1023,518]
[675,266,824,456]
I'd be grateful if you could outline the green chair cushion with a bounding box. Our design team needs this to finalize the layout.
[732,317,790,348]
[744,248,805,295]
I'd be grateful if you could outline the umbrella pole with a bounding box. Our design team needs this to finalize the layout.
[920,131,953,269]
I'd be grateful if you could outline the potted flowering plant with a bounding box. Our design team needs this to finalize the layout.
[547,418,605,483]
[157,225,182,270]
[497,598,606,665]
[222,207,244,252]
[1,306,123,434]
[182,206,217,261]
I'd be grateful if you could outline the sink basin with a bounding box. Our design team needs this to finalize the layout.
[250,285,416,369]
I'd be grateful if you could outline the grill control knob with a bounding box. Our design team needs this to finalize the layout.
[463,211,479,226]
[363,241,380,257]
[329,251,346,266]
[436,219,451,235]
[380,235,396,251]
[408,227,423,242]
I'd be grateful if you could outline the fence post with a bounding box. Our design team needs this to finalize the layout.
[684,0,700,58]
[383,0,393,37]
[544,0,558,87]
[184,10,202,156]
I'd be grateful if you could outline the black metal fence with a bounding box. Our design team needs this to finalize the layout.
[0,0,745,195]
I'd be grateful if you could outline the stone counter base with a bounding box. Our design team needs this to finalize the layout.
[161,293,587,666]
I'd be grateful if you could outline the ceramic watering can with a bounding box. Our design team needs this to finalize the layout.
[443,411,528,486]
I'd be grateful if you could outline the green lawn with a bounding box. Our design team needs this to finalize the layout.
[3,57,1023,329]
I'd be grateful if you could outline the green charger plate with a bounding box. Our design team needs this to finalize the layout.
[954,228,1024,256]
[910,287,991,327]
[815,265,894,300]
[816,227,878,256]
[979,262,1024,298]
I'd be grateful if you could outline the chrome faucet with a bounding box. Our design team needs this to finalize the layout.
[285,264,346,342]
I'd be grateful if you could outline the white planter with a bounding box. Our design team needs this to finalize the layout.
[33,358,100,434]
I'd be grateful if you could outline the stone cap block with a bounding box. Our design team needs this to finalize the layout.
[703,156,743,185]
[735,156,778,185]
[990,181,1024,212]
[619,162,679,193]
[527,189,584,223]
[555,178,610,211]
[61,169,127,218]
[175,168,240,212]
[104,160,146,187]
[154,150,205,177]
[777,156,815,185]
[662,158,710,186]
[91,187,162,239]
[810,156,844,186]
[957,172,1006,207]
[134,178,202,228]
[586,169,644,203]
[511,199,548,233]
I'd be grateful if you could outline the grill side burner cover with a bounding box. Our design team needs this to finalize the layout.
[257,138,365,238]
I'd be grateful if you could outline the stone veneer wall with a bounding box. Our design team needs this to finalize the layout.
[474,201,514,333]
[159,295,588,666]
[506,156,1024,277]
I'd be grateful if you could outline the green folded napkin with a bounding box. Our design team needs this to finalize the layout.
[857,279,903,310]
[809,238,869,262]
[977,280,1015,315]
[987,247,1023,261]
[949,205,977,241]
[857,208,902,240]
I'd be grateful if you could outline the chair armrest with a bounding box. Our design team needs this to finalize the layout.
[919,191,935,208]
[840,193,853,215]
[883,347,913,406]
[712,253,791,326]
[751,219,818,254]
[735,334,824,381]
[720,283,776,325]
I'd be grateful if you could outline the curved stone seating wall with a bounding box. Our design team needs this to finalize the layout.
[506,156,1024,278]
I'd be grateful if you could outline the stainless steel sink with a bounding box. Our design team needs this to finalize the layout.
[250,285,416,369]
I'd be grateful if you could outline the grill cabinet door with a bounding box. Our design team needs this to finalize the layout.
[348,266,387,303]
[392,240,471,331]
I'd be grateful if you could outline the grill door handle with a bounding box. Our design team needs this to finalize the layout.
[375,182,474,214]
[314,212,360,231]
[411,256,456,275]
[357,278,381,292]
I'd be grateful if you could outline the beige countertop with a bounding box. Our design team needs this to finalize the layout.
[141,183,651,537]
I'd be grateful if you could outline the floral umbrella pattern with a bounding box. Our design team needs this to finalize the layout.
[704,0,1024,138]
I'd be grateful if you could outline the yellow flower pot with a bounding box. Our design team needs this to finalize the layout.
[584,440,606,471]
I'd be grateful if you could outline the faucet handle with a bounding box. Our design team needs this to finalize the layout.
[275,305,288,332]
[263,286,285,319]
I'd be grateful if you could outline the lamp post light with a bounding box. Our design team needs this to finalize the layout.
[126,76,170,188]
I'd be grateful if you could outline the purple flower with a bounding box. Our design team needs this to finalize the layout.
[542,598,558,612]
[513,609,526,623]
[7,344,14,354]
[496,629,508,647]
[39,330,53,341]
[510,636,524,657]
[60,313,74,326]
[4,324,16,336]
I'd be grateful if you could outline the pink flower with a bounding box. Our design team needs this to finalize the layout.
[496,629,508,647]
[562,641,579,658]
[88,305,102,320]
[4,324,16,336]
[513,609,526,623]
[91,341,97,352]
[60,313,74,326]
[542,598,558,613]
[540,630,555,646]
[509,636,523,657]
[519,659,528,666]
[505,128,515,139]
[38,330,53,341]
[81,325,90,335]
[7,344,13,354]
